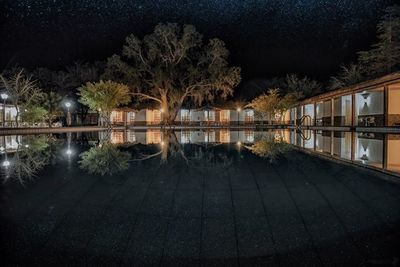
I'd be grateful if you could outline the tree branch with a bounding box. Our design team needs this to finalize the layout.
[130,92,162,103]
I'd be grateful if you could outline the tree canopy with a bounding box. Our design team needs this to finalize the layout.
[103,23,241,124]
[358,5,400,77]
[249,88,297,124]
[78,80,131,126]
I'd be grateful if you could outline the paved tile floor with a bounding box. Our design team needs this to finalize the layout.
[1,147,400,266]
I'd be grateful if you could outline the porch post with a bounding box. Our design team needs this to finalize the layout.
[384,85,389,126]
[351,93,356,127]
[331,98,334,127]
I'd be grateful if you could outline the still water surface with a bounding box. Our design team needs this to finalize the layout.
[1,130,400,266]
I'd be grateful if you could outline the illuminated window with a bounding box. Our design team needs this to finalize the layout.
[355,88,384,126]
[181,109,191,122]
[220,110,230,122]
[111,111,124,123]
[204,110,215,121]
[147,110,161,124]
[128,112,135,123]
[244,109,254,123]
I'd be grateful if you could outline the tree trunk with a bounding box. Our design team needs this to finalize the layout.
[15,111,19,128]
[48,118,52,128]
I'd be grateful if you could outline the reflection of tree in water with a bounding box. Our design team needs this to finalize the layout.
[132,131,234,169]
[245,133,292,162]
[79,142,131,176]
[1,135,52,185]
[78,130,235,176]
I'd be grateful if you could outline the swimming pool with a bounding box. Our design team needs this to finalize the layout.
[1,130,400,266]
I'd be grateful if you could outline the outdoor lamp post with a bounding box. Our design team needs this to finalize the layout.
[1,93,8,127]
[65,102,71,126]
[237,107,241,126]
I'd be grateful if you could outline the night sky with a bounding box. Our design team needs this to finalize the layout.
[1,0,397,82]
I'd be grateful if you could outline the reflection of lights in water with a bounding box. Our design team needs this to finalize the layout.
[161,141,165,147]
[237,141,241,146]
[360,154,369,164]
[274,133,282,141]
[66,149,72,155]
[2,160,10,167]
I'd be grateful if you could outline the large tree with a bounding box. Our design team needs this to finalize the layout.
[358,5,400,77]
[78,80,131,127]
[0,69,42,127]
[103,23,241,125]
[284,74,321,99]
[328,63,365,90]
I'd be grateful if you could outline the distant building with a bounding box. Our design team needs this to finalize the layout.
[110,107,255,126]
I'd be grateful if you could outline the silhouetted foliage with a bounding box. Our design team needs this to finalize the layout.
[104,23,241,124]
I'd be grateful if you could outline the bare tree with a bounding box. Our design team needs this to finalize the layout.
[0,69,42,127]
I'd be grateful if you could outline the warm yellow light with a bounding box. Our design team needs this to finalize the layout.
[237,107,241,112]
[160,108,164,113]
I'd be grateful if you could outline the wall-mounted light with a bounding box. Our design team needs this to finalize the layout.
[361,91,370,99]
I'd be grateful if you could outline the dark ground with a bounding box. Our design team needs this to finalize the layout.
[1,146,400,266]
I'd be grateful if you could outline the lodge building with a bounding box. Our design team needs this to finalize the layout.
[286,72,400,128]
[110,107,255,126]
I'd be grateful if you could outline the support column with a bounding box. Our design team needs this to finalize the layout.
[383,134,388,170]
[351,93,356,127]
[313,102,317,126]
[331,99,334,127]
[124,111,128,127]
[384,85,389,126]
[351,132,355,161]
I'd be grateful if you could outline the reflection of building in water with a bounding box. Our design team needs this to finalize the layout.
[102,129,400,176]
[354,133,383,169]
[244,130,254,143]
[387,134,400,173]
[292,129,400,175]
[180,131,191,144]
[333,132,352,160]
[204,131,216,143]
[315,131,331,154]
[146,130,162,144]
[218,130,230,143]
[0,135,21,152]
[111,131,125,144]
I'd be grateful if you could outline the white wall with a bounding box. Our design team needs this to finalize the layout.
[356,90,384,116]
